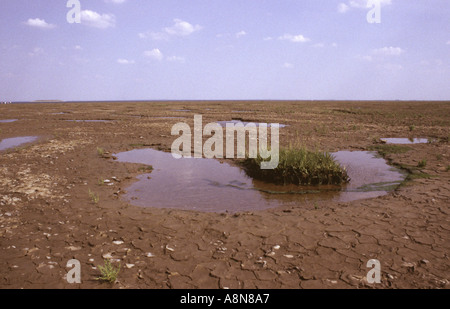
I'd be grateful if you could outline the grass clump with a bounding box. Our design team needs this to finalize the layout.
[96,259,121,284]
[89,189,100,204]
[97,147,105,157]
[417,159,427,168]
[138,165,153,173]
[241,147,349,186]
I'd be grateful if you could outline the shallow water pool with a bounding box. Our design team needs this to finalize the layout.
[114,148,406,213]
[0,136,39,151]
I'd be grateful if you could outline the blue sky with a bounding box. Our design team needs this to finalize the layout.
[0,0,449,101]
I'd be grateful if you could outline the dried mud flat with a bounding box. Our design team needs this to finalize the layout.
[0,100,449,289]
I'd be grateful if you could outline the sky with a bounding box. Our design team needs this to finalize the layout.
[0,0,449,101]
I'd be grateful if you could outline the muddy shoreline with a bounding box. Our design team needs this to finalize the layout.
[1,100,449,289]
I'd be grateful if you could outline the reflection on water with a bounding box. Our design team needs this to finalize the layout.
[216,120,288,128]
[0,119,18,123]
[381,138,428,144]
[0,136,39,151]
[114,148,406,213]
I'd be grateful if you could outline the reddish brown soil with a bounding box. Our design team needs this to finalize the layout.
[0,101,449,289]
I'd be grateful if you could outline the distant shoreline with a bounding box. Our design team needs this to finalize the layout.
[7,99,450,104]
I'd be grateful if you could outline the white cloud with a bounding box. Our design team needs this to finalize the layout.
[337,3,350,13]
[263,37,273,41]
[74,45,82,50]
[164,19,202,36]
[144,49,164,61]
[349,0,392,8]
[236,31,247,38]
[104,0,126,3]
[81,10,115,29]
[24,18,56,29]
[373,46,405,56]
[278,34,310,43]
[117,58,135,65]
[446,40,450,45]
[140,19,202,40]
[283,62,293,69]
[339,0,392,13]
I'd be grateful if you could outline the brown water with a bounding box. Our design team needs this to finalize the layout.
[381,138,428,144]
[114,149,406,213]
[0,136,39,151]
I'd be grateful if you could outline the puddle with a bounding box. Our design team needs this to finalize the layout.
[0,119,18,123]
[114,149,406,213]
[0,136,39,151]
[216,120,288,128]
[173,109,191,112]
[150,116,186,119]
[381,138,428,144]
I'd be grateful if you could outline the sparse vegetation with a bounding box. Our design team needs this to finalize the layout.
[138,165,154,173]
[89,189,100,204]
[409,125,415,132]
[96,259,121,284]
[97,147,106,158]
[417,159,427,168]
[241,147,349,186]
[98,178,105,186]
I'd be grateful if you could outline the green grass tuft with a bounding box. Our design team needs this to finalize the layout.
[138,165,153,173]
[96,259,121,284]
[417,159,427,168]
[89,189,100,204]
[241,147,349,186]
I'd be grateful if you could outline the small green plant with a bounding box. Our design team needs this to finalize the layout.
[97,147,105,157]
[314,202,319,210]
[417,159,427,168]
[96,259,121,284]
[89,189,100,204]
[446,165,450,172]
[138,165,153,173]
[409,125,415,132]
[98,178,105,186]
